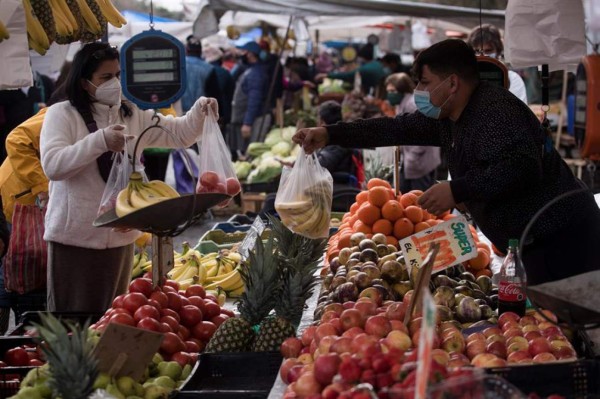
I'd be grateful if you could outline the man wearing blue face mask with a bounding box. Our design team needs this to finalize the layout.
[293,39,600,285]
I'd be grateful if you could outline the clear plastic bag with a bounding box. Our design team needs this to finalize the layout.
[274,148,333,238]
[98,148,132,216]
[196,107,241,207]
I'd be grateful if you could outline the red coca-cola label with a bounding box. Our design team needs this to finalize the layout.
[498,281,525,302]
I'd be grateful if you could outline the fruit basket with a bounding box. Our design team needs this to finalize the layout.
[486,359,600,397]
[176,352,282,398]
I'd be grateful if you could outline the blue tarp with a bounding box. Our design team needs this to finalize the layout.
[122,10,177,23]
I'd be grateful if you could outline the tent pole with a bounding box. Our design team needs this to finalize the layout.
[257,15,294,142]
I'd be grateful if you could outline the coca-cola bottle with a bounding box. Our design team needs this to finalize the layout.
[498,239,527,317]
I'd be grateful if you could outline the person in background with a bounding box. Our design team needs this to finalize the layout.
[381,53,409,74]
[385,73,440,192]
[203,45,234,131]
[316,43,387,96]
[180,35,220,114]
[294,39,600,285]
[315,101,355,177]
[467,24,528,104]
[228,41,268,159]
[40,42,218,313]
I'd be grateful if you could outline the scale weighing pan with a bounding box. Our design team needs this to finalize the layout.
[93,193,231,232]
[526,270,600,325]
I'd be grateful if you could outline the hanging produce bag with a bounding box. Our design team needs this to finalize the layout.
[275,148,333,238]
[4,203,47,294]
[97,142,132,216]
[196,108,241,206]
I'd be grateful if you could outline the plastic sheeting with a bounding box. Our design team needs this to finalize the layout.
[504,0,587,72]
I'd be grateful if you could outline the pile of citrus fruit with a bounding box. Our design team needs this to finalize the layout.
[326,178,494,278]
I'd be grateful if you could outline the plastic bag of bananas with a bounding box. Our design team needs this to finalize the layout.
[275,147,333,239]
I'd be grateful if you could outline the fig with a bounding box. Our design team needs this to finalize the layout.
[335,282,359,303]
[487,316,498,325]
[474,298,487,306]
[350,265,362,272]
[338,248,353,265]
[346,270,359,279]
[359,249,379,263]
[350,252,361,261]
[350,246,360,253]
[376,244,390,258]
[372,279,390,290]
[433,293,455,308]
[314,306,325,320]
[476,275,492,294]
[460,271,476,282]
[329,257,341,273]
[377,254,396,267]
[472,289,487,301]
[350,233,366,247]
[372,233,387,245]
[392,282,413,299]
[436,305,454,322]
[454,293,467,306]
[434,286,455,302]
[358,239,377,251]
[353,272,372,290]
[479,304,494,319]
[455,297,482,323]
[347,259,360,268]
[489,294,498,310]
[434,275,458,288]
[362,261,377,268]
[381,260,403,283]
[323,275,333,290]
[491,287,499,296]
[387,244,397,253]
[442,320,462,331]
[330,275,347,290]
[454,285,474,297]
[361,265,381,280]
[372,284,389,300]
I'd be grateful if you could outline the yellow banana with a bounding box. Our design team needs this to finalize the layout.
[225,251,242,264]
[115,189,137,217]
[146,180,179,199]
[294,207,323,233]
[23,0,50,51]
[177,263,199,282]
[94,0,126,27]
[115,173,180,217]
[57,0,79,29]
[0,20,9,41]
[168,263,190,280]
[74,0,101,34]
[48,0,73,36]
[205,263,218,278]
[204,268,242,290]
[178,277,195,291]
[227,285,245,298]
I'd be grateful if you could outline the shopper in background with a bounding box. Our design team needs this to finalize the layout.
[315,101,355,178]
[381,53,409,74]
[40,42,218,313]
[294,39,600,285]
[467,24,528,104]
[385,73,440,192]
[203,45,234,131]
[228,41,268,159]
[180,35,220,114]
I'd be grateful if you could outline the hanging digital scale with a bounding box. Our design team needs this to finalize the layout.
[575,54,600,159]
[476,55,509,89]
[120,29,186,110]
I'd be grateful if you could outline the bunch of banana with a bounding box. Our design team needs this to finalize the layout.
[131,250,150,279]
[95,0,127,28]
[48,0,82,44]
[0,20,9,43]
[23,0,50,55]
[202,250,244,296]
[115,172,180,217]
[276,180,332,238]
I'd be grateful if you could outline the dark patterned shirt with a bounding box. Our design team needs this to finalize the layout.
[327,82,594,250]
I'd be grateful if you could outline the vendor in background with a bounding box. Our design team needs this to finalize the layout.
[381,53,410,75]
[40,42,218,313]
[294,39,600,285]
[467,24,528,104]
[385,73,440,193]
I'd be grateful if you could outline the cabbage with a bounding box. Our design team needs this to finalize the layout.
[281,126,296,143]
[290,144,301,157]
[264,128,282,147]
[247,158,283,183]
[271,141,291,157]
[234,161,252,180]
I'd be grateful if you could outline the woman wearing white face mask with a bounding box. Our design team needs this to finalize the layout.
[40,43,218,313]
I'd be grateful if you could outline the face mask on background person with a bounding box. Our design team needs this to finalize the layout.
[383,66,392,75]
[386,92,404,106]
[413,77,452,119]
[88,77,122,106]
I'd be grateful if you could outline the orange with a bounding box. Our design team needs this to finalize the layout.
[409,190,424,197]
[367,178,392,190]
[426,219,438,227]
[475,268,493,278]
[386,188,397,201]
[386,235,399,248]
[400,193,418,208]
[414,221,430,233]
[368,186,390,207]
[477,242,491,256]
[357,203,381,225]
[354,221,372,234]
[442,213,456,221]
[348,214,359,228]
[372,219,393,235]
[338,232,352,249]
[381,200,404,222]
[404,205,424,224]
[365,233,373,239]
[349,202,360,215]
[356,191,369,205]
[468,248,490,270]
[393,218,414,239]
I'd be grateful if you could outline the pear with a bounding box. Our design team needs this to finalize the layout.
[106,383,126,399]
[33,380,52,398]
[116,376,137,396]
[154,376,176,389]
[180,364,192,381]
[15,387,43,399]
[157,361,182,380]
[93,372,111,390]
[152,353,164,365]
[143,385,171,399]
[134,382,145,397]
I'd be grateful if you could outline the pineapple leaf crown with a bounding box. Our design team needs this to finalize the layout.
[31,313,98,399]
[237,233,282,326]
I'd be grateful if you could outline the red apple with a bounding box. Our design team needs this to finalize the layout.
[301,326,318,346]
[528,337,552,356]
[225,177,241,196]
[342,327,365,339]
[533,309,558,323]
[524,331,542,341]
[314,353,341,385]
[353,299,378,318]
[318,336,336,355]
[471,353,499,367]
[281,337,304,358]
[533,352,557,363]
[506,337,529,354]
[466,339,487,360]
[280,358,302,384]
[297,353,314,364]
[389,320,409,334]
[554,346,577,360]
[447,352,471,368]
[503,327,523,339]
[340,309,364,331]
[431,348,450,366]
[498,312,520,328]
[507,350,532,364]
[501,321,520,333]
[441,334,465,354]
[320,311,339,324]
[385,302,406,321]
[330,337,353,355]
[518,315,537,326]
[358,287,383,306]
[483,327,503,338]
[466,332,486,344]
[521,324,540,334]
[315,323,338,343]
[364,315,392,338]
[486,335,506,346]
[384,330,412,351]
[200,171,220,188]
[408,317,423,336]
[540,326,562,338]
[486,341,508,359]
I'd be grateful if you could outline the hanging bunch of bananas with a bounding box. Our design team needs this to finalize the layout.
[22,0,127,54]
[0,19,9,43]
[131,249,150,279]
[115,172,180,217]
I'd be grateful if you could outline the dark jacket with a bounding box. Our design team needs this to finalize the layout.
[211,64,234,125]
[327,82,593,251]
[317,145,354,176]
[231,63,268,126]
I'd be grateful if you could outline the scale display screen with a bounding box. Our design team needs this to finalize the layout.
[476,56,508,89]
[120,30,186,109]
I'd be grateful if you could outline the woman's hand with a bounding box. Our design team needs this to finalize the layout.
[292,127,329,154]
[103,125,133,152]
[199,97,219,118]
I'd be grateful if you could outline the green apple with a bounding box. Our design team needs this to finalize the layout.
[33,380,52,398]
[143,385,171,399]
[93,372,111,390]
[106,383,126,399]
[16,387,43,399]
[116,376,137,396]
[153,376,176,389]
[152,353,164,365]
[134,382,145,397]
[142,378,156,389]
[157,361,182,380]
[180,364,192,381]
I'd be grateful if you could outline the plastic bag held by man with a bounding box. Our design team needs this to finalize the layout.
[196,107,241,206]
[275,148,333,238]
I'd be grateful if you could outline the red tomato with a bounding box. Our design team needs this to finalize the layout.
[137,317,162,332]
[179,305,203,327]
[200,171,220,188]
[187,297,207,313]
[134,305,160,322]
[166,292,183,311]
[211,314,229,328]
[160,308,180,322]
[109,313,136,327]
[150,290,169,309]
[112,294,125,309]
[129,278,153,298]
[122,292,148,314]
[160,332,185,355]
[171,351,192,368]
[164,280,180,291]
[192,321,217,342]
[185,340,201,353]
[204,302,221,319]
[5,348,31,366]
[185,285,206,299]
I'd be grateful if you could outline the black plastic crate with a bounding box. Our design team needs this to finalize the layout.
[487,359,600,398]
[177,352,282,398]
[8,311,102,336]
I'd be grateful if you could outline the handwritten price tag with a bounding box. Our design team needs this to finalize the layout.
[400,216,477,274]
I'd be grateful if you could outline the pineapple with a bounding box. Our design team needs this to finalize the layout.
[31,313,98,399]
[252,216,326,351]
[205,234,281,353]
